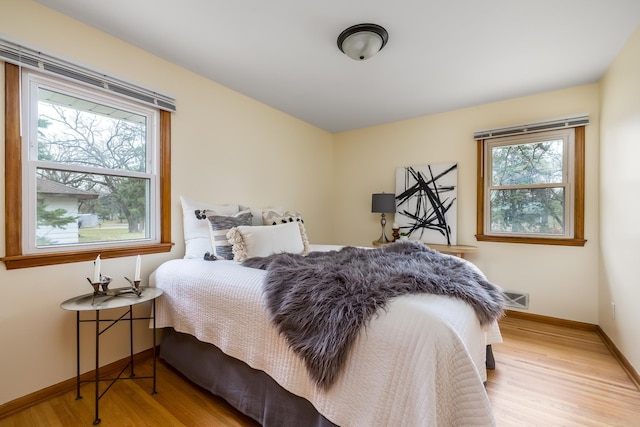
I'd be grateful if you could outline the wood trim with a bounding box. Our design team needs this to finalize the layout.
[1,243,173,269]
[596,326,640,391]
[160,110,172,245]
[2,65,174,269]
[0,348,156,419]
[476,235,587,246]
[504,310,640,392]
[573,126,585,241]
[504,309,597,331]
[475,127,587,247]
[4,62,22,257]
[476,139,485,237]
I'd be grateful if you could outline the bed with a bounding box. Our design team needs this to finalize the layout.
[151,243,503,427]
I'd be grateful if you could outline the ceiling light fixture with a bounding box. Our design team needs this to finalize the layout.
[337,23,388,61]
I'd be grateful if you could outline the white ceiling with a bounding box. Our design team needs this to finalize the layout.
[37,0,640,133]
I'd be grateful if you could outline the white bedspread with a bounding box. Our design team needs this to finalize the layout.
[151,252,502,427]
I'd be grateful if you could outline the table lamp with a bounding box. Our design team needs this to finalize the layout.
[372,193,396,244]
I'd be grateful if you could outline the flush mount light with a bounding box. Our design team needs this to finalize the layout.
[337,23,389,61]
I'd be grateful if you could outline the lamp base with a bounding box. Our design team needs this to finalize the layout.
[375,234,391,244]
[375,213,391,244]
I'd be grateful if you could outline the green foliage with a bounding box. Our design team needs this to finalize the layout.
[36,200,77,245]
[36,95,148,240]
[37,202,77,229]
[491,140,563,186]
[490,139,565,235]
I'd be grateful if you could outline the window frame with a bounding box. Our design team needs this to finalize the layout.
[3,62,173,269]
[476,125,586,246]
[25,70,160,253]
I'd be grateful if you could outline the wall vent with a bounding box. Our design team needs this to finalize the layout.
[503,291,529,309]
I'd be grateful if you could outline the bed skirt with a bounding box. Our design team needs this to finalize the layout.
[159,328,338,427]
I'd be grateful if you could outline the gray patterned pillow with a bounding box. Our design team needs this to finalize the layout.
[205,211,252,260]
[180,196,239,259]
[262,209,304,226]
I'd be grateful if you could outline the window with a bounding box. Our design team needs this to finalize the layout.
[487,129,574,237]
[476,124,586,246]
[3,62,173,269]
[27,72,159,252]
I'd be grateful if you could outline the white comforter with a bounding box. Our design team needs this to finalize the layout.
[151,250,502,427]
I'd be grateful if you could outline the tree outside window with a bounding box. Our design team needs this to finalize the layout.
[476,126,586,246]
[2,62,172,270]
[25,72,158,253]
[489,138,567,235]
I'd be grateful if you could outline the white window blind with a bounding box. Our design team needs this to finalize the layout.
[474,114,589,140]
[0,38,176,112]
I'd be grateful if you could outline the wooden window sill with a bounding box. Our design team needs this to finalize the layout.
[1,243,173,270]
[475,234,586,247]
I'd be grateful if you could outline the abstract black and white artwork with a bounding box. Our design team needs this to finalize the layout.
[395,163,458,245]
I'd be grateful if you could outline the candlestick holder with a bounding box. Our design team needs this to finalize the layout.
[86,275,113,303]
[124,277,143,297]
[86,275,143,304]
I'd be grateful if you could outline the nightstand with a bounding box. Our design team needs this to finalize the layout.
[372,240,478,259]
[60,286,163,425]
[372,240,393,247]
[425,244,478,259]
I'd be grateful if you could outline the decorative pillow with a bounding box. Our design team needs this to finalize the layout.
[180,196,239,259]
[205,211,253,260]
[239,205,268,226]
[262,209,304,226]
[227,221,310,262]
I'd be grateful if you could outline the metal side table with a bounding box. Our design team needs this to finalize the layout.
[60,287,163,425]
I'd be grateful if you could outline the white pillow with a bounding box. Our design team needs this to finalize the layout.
[227,221,310,262]
[180,196,239,259]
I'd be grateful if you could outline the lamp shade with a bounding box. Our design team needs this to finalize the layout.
[371,193,396,213]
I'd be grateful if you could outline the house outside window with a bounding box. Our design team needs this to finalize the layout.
[36,178,98,246]
[2,56,173,270]
[24,71,159,254]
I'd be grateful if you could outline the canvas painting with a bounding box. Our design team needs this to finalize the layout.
[395,163,458,245]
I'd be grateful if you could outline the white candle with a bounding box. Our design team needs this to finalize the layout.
[134,255,141,281]
[93,255,101,283]
[392,223,399,229]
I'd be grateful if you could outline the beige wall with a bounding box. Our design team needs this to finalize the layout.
[0,0,333,405]
[1,0,637,409]
[599,26,640,376]
[333,85,601,325]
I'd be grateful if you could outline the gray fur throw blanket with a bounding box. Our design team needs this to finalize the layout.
[242,241,505,389]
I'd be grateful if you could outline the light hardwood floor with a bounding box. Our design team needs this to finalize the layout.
[1,315,639,426]
[487,316,640,426]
